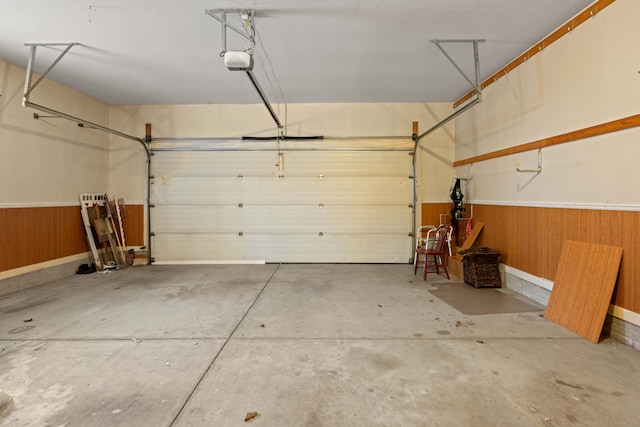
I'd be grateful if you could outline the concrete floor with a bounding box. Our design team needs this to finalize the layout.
[0,264,638,426]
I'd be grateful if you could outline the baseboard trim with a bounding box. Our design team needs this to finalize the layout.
[0,253,91,280]
[504,264,640,327]
[503,264,554,291]
[608,305,640,328]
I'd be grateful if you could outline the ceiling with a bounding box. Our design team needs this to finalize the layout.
[0,0,594,105]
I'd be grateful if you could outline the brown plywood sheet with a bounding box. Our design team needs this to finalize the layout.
[544,240,623,343]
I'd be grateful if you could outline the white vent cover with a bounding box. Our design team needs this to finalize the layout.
[223,51,254,71]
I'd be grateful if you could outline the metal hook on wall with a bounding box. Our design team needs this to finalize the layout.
[516,148,542,173]
[456,163,473,182]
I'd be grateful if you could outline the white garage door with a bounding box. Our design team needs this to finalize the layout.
[150,142,413,263]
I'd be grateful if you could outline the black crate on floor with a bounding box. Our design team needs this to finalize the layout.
[459,247,502,288]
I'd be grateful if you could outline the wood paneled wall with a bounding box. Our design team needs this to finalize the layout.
[421,203,450,228]
[0,205,144,273]
[0,206,86,272]
[422,202,639,313]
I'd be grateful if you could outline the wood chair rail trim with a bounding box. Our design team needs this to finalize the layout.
[453,114,640,167]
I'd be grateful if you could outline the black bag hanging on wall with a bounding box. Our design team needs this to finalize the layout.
[450,178,465,227]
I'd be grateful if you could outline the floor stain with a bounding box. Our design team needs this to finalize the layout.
[8,325,35,334]
[2,297,58,314]
[347,347,402,373]
[437,330,450,335]
[0,391,14,421]
[566,414,578,423]
[555,379,583,390]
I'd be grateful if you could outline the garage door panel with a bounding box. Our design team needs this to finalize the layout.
[154,205,326,233]
[153,206,245,233]
[152,151,276,177]
[153,205,410,234]
[319,206,411,233]
[152,151,411,177]
[153,233,410,263]
[152,176,410,206]
[151,177,244,206]
[282,151,410,177]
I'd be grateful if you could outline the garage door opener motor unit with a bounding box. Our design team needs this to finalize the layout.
[223,51,253,71]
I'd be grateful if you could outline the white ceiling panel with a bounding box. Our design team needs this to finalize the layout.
[0,0,594,105]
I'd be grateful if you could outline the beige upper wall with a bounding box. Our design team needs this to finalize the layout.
[454,0,639,208]
[108,102,456,205]
[0,59,110,206]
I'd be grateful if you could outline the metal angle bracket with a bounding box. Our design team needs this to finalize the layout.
[204,9,269,55]
[431,39,485,99]
[413,39,485,144]
[23,42,79,102]
[20,41,148,149]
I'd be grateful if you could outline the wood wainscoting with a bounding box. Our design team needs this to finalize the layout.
[120,204,144,249]
[421,202,451,227]
[0,204,144,273]
[422,202,639,314]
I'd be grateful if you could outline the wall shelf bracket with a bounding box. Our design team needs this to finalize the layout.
[457,164,474,182]
[516,148,542,173]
